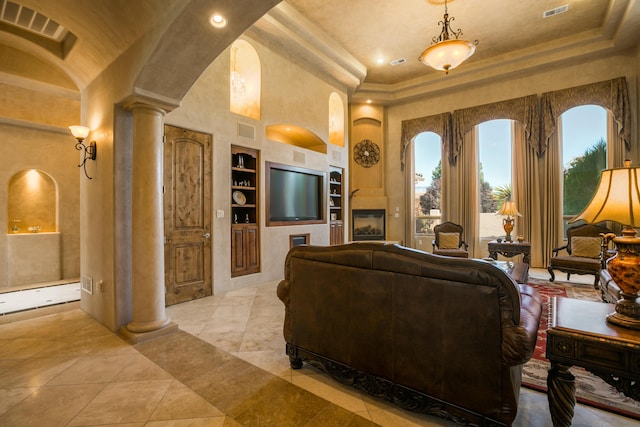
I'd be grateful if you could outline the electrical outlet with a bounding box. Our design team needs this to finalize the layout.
[217,209,224,218]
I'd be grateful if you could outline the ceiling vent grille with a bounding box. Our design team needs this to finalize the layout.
[543,5,569,18]
[0,0,67,40]
[390,58,406,66]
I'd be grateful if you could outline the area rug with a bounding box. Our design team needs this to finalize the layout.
[524,278,640,419]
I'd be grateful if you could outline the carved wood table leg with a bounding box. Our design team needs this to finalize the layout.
[547,362,575,427]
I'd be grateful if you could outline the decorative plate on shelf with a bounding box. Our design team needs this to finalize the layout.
[353,139,380,168]
[232,190,246,205]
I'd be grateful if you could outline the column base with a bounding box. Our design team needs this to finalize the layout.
[119,321,179,344]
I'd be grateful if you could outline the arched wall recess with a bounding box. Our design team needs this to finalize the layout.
[329,92,345,147]
[265,124,327,154]
[229,39,261,120]
[7,169,58,233]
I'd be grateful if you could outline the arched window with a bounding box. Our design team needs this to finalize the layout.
[477,119,514,240]
[229,40,260,119]
[413,132,443,240]
[560,105,607,233]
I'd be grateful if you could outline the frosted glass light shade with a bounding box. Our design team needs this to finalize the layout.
[419,39,476,73]
[69,125,90,140]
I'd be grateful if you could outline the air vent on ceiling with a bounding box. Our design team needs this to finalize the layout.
[390,58,407,66]
[543,4,569,18]
[0,0,67,41]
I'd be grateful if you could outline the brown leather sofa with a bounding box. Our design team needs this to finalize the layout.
[599,268,621,304]
[277,243,542,426]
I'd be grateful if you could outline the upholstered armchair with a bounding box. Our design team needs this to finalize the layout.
[432,221,469,258]
[547,223,612,289]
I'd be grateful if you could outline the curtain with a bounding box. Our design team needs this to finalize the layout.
[400,113,452,170]
[539,77,632,260]
[400,113,452,246]
[453,95,540,161]
[451,96,539,259]
[445,129,480,257]
[541,76,631,160]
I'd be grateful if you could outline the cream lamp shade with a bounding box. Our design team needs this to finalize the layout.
[497,201,522,218]
[571,164,640,227]
[571,161,640,330]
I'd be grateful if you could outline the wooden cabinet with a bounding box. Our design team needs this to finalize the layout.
[231,146,260,276]
[329,166,344,245]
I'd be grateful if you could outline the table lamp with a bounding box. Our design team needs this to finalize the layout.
[571,161,640,329]
[497,201,522,242]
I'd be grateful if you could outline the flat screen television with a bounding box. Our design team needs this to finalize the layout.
[266,162,326,226]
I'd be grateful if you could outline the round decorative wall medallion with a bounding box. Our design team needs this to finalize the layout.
[353,139,380,168]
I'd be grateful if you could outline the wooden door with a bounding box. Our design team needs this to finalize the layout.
[163,125,212,305]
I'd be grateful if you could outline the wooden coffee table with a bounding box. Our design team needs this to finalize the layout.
[495,260,529,284]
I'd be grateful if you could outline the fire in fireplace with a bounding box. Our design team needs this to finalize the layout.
[352,209,385,241]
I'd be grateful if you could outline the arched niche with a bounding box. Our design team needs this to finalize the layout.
[7,169,58,233]
[265,124,327,154]
[230,39,261,120]
[329,92,345,147]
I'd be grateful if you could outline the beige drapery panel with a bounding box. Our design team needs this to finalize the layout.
[541,77,631,159]
[450,96,540,259]
[539,77,632,263]
[400,113,452,171]
[453,95,540,162]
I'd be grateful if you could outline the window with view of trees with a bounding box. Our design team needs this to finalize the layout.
[478,120,514,239]
[561,105,607,233]
[414,132,442,235]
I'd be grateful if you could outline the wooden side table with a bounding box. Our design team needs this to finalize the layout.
[487,240,531,264]
[546,297,640,427]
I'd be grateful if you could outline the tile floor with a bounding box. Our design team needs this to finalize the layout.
[0,268,637,426]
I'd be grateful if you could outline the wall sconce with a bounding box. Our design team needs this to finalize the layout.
[68,125,97,179]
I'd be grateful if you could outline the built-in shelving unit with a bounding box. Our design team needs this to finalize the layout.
[329,166,344,245]
[231,146,260,276]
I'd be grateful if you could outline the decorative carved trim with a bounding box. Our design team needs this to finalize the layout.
[591,370,640,401]
[286,343,507,427]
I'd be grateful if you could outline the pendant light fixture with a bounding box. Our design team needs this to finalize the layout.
[419,0,478,74]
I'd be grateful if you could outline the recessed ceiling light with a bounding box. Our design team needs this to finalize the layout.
[366,99,372,104]
[210,14,227,28]
[376,57,385,64]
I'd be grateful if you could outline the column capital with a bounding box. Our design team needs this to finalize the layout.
[121,88,181,114]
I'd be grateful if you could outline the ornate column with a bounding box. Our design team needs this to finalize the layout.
[121,99,177,342]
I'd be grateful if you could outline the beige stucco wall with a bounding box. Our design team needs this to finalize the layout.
[0,124,80,288]
[166,36,349,295]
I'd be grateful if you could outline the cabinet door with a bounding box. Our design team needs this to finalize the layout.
[231,226,247,273]
[335,222,344,245]
[231,224,260,276]
[245,224,260,272]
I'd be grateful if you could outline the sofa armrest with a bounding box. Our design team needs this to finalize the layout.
[502,284,542,366]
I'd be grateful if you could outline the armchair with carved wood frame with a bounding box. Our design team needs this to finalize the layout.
[547,223,612,289]
[432,221,469,258]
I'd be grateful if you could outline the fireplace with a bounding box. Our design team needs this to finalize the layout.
[352,209,385,241]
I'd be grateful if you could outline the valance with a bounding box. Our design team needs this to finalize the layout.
[400,113,451,170]
[452,95,540,161]
[541,77,631,155]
